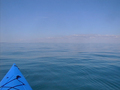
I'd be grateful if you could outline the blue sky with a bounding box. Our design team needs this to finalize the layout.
[1,0,120,43]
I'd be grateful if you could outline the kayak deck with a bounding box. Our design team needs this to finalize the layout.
[0,64,32,90]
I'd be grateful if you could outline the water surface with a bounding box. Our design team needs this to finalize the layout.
[0,43,120,90]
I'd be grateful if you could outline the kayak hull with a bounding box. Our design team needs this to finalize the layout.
[0,64,32,90]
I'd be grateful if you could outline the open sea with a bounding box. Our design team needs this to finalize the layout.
[0,43,120,90]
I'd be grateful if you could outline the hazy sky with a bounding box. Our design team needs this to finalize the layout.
[1,0,120,43]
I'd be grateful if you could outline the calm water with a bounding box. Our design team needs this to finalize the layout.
[0,43,120,90]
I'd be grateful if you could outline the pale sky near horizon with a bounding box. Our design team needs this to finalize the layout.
[1,0,120,43]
